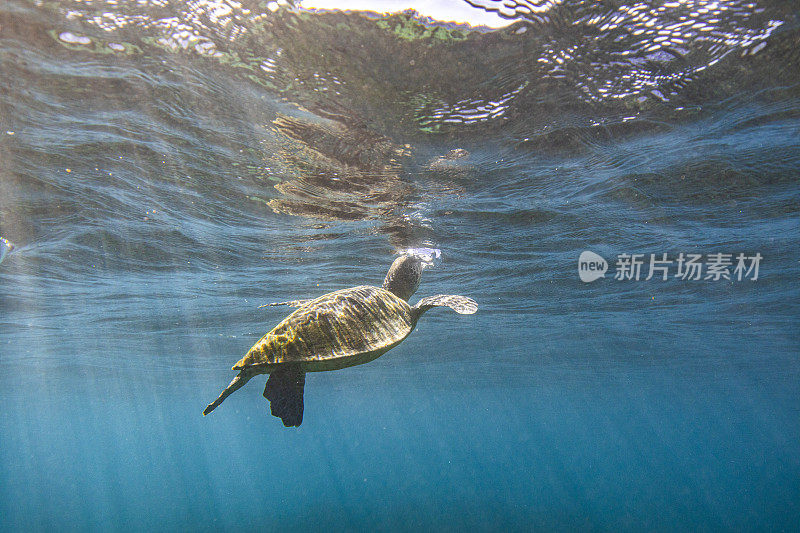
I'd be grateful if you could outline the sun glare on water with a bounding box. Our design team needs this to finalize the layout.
[298,0,515,28]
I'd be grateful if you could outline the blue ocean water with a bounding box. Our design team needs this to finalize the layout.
[1,0,799,530]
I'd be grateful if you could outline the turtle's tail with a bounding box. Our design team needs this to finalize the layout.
[203,371,253,416]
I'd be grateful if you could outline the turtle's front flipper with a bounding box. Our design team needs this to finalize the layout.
[414,295,478,315]
[263,365,306,427]
[258,299,312,309]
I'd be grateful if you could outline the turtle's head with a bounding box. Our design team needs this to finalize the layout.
[382,254,422,301]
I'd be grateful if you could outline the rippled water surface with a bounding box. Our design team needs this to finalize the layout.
[1,0,799,530]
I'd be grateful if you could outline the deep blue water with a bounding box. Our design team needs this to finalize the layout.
[1,0,799,530]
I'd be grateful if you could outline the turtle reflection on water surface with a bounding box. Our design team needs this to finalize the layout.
[203,255,477,427]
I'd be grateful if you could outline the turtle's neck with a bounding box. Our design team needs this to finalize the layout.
[382,255,422,301]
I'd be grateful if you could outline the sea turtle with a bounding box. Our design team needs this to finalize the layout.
[203,254,477,426]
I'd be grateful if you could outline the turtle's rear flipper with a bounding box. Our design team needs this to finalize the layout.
[203,371,253,416]
[263,366,305,427]
[257,299,312,309]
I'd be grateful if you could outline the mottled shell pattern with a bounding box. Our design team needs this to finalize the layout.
[233,285,414,371]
